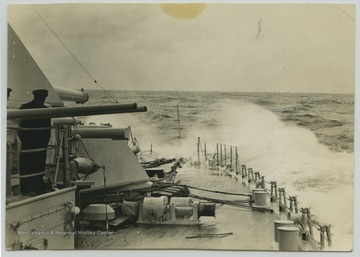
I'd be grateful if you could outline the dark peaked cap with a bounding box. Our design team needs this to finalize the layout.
[32,89,49,97]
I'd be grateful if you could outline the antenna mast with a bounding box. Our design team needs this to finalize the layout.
[177,105,181,140]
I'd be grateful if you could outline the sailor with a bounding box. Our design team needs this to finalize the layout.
[7,88,12,109]
[18,89,51,196]
[7,88,12,100]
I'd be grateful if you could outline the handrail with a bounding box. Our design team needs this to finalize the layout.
[200,140,333,250]
[8,171,45,179]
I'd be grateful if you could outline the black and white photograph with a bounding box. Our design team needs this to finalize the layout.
[1,0,357,255]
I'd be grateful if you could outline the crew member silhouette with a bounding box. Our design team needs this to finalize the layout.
[18,89,51,196]
[7,88,12,108]
[7,88,12,100]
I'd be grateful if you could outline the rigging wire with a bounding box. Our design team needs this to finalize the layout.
[31,5,119,104]
[188,193,252,210]
[32,5,160,132]
[186,185,250,197]
[130,113,157,129]
[32,3,176,134]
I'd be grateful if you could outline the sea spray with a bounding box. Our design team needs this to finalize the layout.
[138,98,353,250]
[183,99,353,251]
[84,92,353,251]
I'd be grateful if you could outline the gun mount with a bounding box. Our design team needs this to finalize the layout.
[54,86,89,104]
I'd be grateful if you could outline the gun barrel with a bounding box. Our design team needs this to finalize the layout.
[54,86,89,104]
[72,128,130,140]
[7,103,147,120]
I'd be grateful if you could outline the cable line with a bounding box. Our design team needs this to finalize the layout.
[32,5,119,103]
[31,6,178,133]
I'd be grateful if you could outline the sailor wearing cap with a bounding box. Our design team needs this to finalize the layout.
[7,88,12,109]
[7,88,12,100]
[18,89,51,196]
[32,89,49,97]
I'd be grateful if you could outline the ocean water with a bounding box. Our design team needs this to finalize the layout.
[84,90,354,251]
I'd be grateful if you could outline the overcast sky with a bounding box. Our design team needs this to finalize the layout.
[7,3,355,93]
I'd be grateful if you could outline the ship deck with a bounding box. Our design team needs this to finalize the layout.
[75,165,300,251]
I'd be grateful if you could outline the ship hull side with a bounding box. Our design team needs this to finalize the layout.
[5,187,76,250]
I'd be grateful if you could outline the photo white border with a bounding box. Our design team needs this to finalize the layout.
[1,1,358,257]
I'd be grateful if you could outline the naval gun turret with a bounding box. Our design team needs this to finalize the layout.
[6,86,150,250]
[5,22,151,250]
[6,100,148,193]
